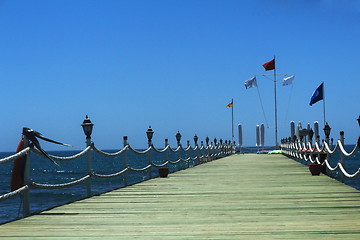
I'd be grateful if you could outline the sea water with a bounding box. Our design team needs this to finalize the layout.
[0,145,359,224]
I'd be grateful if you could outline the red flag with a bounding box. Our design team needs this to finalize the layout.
[262,58,275,71]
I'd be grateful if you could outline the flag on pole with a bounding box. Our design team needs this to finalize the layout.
[244,76,257,89]
[262,58,275,71]
[309,82,324,106]
[226,100,233,108]
[282,75,294,86]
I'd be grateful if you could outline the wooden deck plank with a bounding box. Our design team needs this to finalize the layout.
[1,154,360,239]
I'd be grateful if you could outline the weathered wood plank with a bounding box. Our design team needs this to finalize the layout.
[1,154,360,239]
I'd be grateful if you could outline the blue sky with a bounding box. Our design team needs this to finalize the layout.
[0,0,359,151]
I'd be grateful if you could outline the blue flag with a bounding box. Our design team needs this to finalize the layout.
[309,82,324,106]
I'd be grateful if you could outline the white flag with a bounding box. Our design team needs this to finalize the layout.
[244,76,257,89]
[282,75,294,86]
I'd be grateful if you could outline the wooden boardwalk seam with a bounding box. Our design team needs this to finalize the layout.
[1,154,360,239]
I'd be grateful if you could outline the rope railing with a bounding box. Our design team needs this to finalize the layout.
[31,175,91,189]
[92,144,127,157]
[0,185,29,201]
[337,163,360,178]
[128,164,152,172]
[32,146,92,161]
[152,144,171,153]
[25,146,217,189]
[169,146,182,153]
[281,136,359,179]
[91,168,128,179]
[151,161,169,168]
[336,140,359,157]
[0,120,235,223]
[0,142,228,194]
[23,144,224,190]
[0,147,30,164]
[127,145,152,154]
[168,158,182,164]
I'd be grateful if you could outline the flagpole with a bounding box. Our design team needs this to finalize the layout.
[322,82,326,125]
[273,56,278,147]
[231,98,234,144]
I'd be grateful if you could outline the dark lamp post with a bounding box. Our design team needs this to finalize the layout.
[176,131,182,146]
[146,126,154,147]
[123,136,128,147]
[308,129,314,143]
[82,115,94,139]
[357,115,360,126]
[82,115,94,147]
[323,122,331,138]
[323,122,331,143]
[194,134,198,146]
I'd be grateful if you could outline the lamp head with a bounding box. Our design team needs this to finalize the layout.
[82,115,94,138]
[146,126,154,141]
[323,122,331,138]
[176,131,182,143]
[194,134,198,145]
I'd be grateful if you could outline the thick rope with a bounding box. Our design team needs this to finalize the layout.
[169,159,181,164]
[92,168,128,178]
[0,147,30,164]
[169,146,181,153]
[338,163,360,178]
[30,146,91,161]
[31,175,90,189]
[324,160,360,178]
[337,140,359,157]
[183,146,192,152]
[314,142,324,153]
[180,157,191,162]
[128,164,152,172]
[0,185,29,201]
[92,145,127,157]
[151,161,169,168]
[127,145,151,154]
[49,146,91,161]
[323,141,339,154]
[152,145,171,153]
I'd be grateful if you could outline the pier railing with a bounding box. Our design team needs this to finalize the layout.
[280,121,360,180]
[0,122,234,221]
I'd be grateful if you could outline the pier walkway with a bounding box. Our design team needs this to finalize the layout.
[1,154,360,239]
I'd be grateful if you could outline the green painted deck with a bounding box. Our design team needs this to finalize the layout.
[1,154,360,239]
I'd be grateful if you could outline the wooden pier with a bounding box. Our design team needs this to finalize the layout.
[1,154,360,239]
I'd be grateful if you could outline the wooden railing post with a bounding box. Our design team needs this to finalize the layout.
[81,115,94,198]
[123,136,128,186]
[86,138,92,197]
[340,131,345,165]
